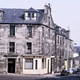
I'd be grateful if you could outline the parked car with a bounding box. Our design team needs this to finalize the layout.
[72,68,77,74]
[61,69,68,76]
[67,68,73,75]
[77,67,80,72]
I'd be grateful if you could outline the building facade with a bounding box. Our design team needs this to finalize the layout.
[73,46,80,56]
[73,46,80,68]
[0,3,73,74]
[0,4,55,74]
[54,24,73,72]
[73,56,80,68]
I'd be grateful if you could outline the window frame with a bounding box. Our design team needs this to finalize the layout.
[27,26,32,37]
[25,12,36,20]
[58,36,59,44]
[25,58,33,69]
[48,17,50,26]
[32,13,34,18]
[42,27,44,37]
[10,25,15,36]
[9,42,15,53]
[42,58,46,69]
[35,60,38,69]
[48,29,50,38]
[27,42,32,54]
[42,43,44,54]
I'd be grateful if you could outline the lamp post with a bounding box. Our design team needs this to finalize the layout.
[67,39,69,70]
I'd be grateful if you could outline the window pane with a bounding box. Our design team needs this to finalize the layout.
[42,27,44,37]
[35,60,37,69]
[27,26,32,37]
[42,43,44,54]
[9,42,15,52]
[25,59,33,69]
[10,26,15,36]
[25,63,33,69]
[42,59,44,69]
[28,13,30,17]
[27,43,32,53]
[48,29,50,38]
[32,13,34,18]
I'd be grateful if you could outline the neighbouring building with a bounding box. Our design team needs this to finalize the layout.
[73,46,80,68]
[0,3,55,74]
[73,56,80,68]
[73,46,80,56]
[54,24,73,72]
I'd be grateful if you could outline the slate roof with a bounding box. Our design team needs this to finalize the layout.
[54,23,73,41]
[73,56,80,60]
[74,47,80,56]
[0,8,44,24]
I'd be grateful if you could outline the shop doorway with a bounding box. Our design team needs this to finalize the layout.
[8,59,15,73]
[47,60,49,73]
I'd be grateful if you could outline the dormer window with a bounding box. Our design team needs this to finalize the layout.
[25,12,36,20]
[32,13,34,18]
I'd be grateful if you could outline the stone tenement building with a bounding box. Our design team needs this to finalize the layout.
[54,24,73,72]
[0,3,73,74]
[0,3,55,74]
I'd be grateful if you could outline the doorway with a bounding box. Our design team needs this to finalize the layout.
[8,59,15,73]
[47,60,49,73]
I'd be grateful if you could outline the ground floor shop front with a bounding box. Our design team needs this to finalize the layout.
[0,55,54,74]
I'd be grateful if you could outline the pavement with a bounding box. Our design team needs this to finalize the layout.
[42,73,60,78]
[0,72,80,80]
[0,72,60,78]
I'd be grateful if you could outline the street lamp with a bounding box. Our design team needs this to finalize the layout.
[67,39,69,70]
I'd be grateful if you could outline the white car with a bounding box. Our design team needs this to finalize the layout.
[67,68,73,75]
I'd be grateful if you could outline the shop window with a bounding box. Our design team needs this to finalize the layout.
[25,58,33,69]
[35,60,38,69]
[42,58,46,69]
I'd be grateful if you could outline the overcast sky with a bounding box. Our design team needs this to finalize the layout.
[0,0,80,46]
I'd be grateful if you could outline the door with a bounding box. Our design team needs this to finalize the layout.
[48,60,49,73]
[8,59,15,73]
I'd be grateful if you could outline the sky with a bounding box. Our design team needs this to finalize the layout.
[0,0,80,46]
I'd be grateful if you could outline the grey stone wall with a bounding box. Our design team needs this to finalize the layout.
[56,33,73,72]
[0,4,55,74]
[0,22,55,73]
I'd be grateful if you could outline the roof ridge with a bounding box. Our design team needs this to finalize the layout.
[0,8,27,10]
